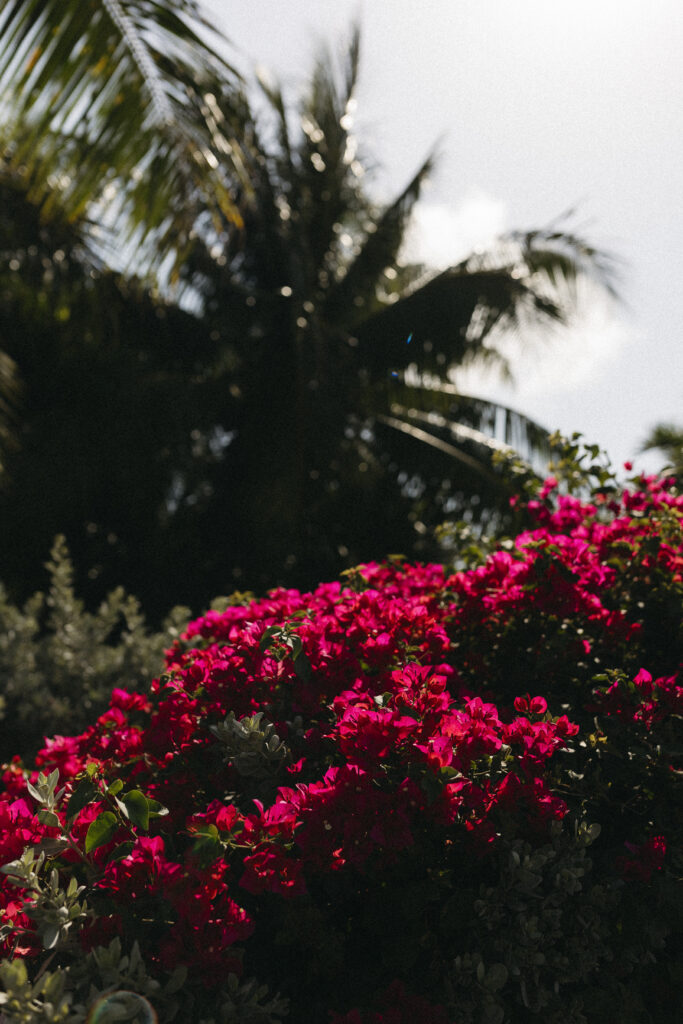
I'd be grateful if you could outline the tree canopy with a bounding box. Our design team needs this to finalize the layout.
[0,15,615,616]
[0,0,248,264]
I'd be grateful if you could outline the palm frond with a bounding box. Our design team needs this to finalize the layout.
[509,223,621,300]
[256,74,294,183]
[375,412,505,485]
[324,154,435,325]
[0,0,248,270]
[290,24,365,274]
[640,423,683,454]
[639,422,683,477]
[305,20,361,140]
[0,348,21,480]
[367,387,550,545]
[352,263,529,377]
[353,225,618,380]
[374,376,552,471]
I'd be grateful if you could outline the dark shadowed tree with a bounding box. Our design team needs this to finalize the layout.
[0,0,248,506]
[0,19,615,615]
[169,27,615,595]
[640,423,683,482]
[0,172,233,617]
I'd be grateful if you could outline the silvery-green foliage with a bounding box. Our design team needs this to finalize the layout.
[68,939,180,1020]
[0,938,181,1022]
[24,770,65,824]
[0,958,72,1023]
[0,536,190,759]
[197,972,289,1023]
[210,713,290,779]
[443,953,507,1024]
[0,941,287,1024]
[0,845,90,954]
[443,820,623,1024]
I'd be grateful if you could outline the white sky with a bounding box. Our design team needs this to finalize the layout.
[205,0,682,471]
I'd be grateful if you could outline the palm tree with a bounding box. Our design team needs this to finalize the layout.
[0,0,249,267]
[0,0,250,478]
[0,13,615,608]
[0,168,237,618]
[171,26,615,592]
[0,350,19,479]
[640,424,683,481]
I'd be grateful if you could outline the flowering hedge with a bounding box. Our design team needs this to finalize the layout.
[0,455,681,1022]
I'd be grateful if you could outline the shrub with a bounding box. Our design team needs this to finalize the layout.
[0,537,190,761]
[0,443,680,1023]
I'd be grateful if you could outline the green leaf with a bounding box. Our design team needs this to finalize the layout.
[196,823,219,838]
[120,790,149,831]
[109,841,135,862]
[485,963,509,992]
[259,625,281,652]
[107,779,124,797]
[36,808,60,828]
[35,837,70,857]
[191,825,222,865]
[42,923,60,950]
[373,692,393,708]
[26,780,44,804]
[481,1005,504,1024]
[293,650,312,682]
[166,964,188,994]
[85,811,118,853]
[67,779,99,821]
[146,798,169,819]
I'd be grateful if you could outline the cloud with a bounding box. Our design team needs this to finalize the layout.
[402,190,508,269]
[404,194,634,405]
[451,278,636,402]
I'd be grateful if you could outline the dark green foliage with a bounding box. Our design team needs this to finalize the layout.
[640,422,683,482]
[0,939,289,1023]
[0,173,236,618]
[0,24,614,617]
[166,29,610,595]
[0,0,247,268]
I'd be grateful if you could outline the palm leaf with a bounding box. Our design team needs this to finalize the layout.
[383,377,550,465]
[256,75,295,186]
[375,412,505,485]
[292,22,365,276]
[365,387,549,547]
[0,349,20,480]
[324,153,435,325]
[353,227,618,380]
[0,0,248,270]
[509,220,620,299]
[639,422,683,478]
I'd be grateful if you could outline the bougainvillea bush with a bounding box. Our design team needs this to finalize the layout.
[0,444,681,1023]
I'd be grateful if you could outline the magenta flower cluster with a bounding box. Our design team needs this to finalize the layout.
[0,470,681,1021]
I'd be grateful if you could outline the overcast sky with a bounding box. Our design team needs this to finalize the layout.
[205,0,682,472]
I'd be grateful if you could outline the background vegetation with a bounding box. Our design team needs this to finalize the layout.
[0,4,679,1022]
[0,441,680,1023]
[0,4,618,623]
[0,0,678,764]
